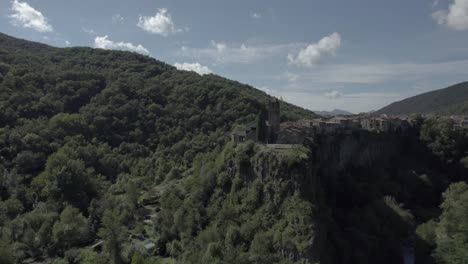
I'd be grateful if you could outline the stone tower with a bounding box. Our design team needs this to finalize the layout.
[268,98,280,143]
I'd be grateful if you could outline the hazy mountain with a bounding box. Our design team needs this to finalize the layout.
[315,109,354,117]
[376,82,468,115]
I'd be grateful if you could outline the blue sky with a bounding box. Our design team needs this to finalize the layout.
[1,0,468,113]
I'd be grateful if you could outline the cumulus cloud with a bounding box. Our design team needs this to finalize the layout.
[252,13,262,19]
[174,62,213,75]
[65,40,71,46]
[137,8,182,36]
[94,35,149,54]
[112,13,124,23]
[324,90,343,99]
[9,0,53,32]
[258,86,282,98]
[284,72,299,82]
[432,0,468,30]
[82,27,96,35]
[288,32,341,66]
[211,40,227,53]
[179,41,301,64]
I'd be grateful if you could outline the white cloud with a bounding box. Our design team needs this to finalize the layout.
[284,72,299,82]
[211,40,227,53]
[258,86,282,98]
[293,60,468,85]
[179,41,301,64]
[324,90,343,99]
[432,10,449,25]
[9,0,53,32]
[432,0,468,30]
[137,8,182,36]
[112,13,124,23]
[174,62,213,75]
[82,27,95,35]
[65,40,71,46]
[252,13,262,19]
[288,32,341,66]
[94,35,149,54]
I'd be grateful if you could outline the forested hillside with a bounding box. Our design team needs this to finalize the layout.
[376,82,468,115]
[0,33,467,264]
[0,33,317,263]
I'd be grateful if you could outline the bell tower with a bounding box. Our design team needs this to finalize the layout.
[267,99,280,143]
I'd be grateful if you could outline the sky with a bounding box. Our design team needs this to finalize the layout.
[1,0,468,113]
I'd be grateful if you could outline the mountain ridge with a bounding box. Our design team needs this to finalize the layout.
[315,109,353,116]
[376,82,468,115]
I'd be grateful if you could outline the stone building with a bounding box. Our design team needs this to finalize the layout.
[361,117,411,132]
[266,99,281,143]
[231,98,281,144]
[328,117,353,128]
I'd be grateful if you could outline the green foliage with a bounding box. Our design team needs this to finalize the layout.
[420,117,468,166]
[34,149,97,211]
[152,143,317,263]
[433,182,468,263]
[0,197,24,219]
[0,238,16,264]
[0,33,315,262]
[415,182,468,264]
[98,209,127,264]
[53,206,90,251]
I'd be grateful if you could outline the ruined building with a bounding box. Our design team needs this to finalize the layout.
[231,98,281,144]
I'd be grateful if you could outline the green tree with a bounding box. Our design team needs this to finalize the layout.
[98,209,127,264]
[34,148,96,210]
[53,206,90,251]
[434,182,468,264]
[0,238,15,264]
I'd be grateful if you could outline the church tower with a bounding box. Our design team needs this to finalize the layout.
[267,98,280,143]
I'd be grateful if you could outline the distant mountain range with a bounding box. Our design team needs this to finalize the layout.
[315,109,354,116]
[376,82,468,115]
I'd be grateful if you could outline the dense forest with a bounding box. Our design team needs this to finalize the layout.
[0,33,467,264]
[376,82,468,115]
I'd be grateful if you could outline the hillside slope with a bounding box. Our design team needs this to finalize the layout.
[0,32,315,148]
[376,82,468,115]
[0,33,319,263]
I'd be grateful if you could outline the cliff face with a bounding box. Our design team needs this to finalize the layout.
[221,132,422,264]
[147,127,453,264]
[317,131,400,170]
[311,130,451,264]
[150,141,325,263]
[250,145,316,192]
[234,143,324,262]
